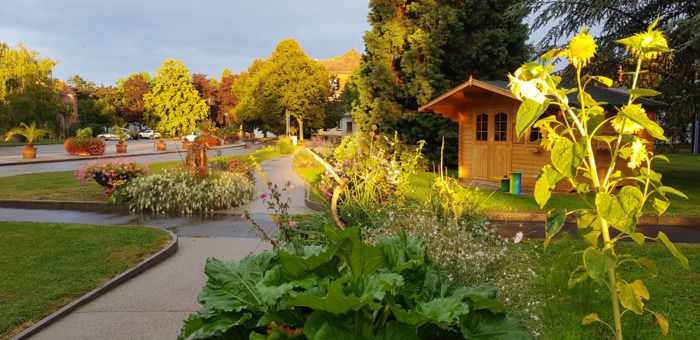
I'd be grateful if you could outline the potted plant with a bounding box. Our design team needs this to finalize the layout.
[115,124,129,154]
[156,135,167,151]
[4,122,48,159]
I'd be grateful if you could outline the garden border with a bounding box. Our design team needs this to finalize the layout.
[11,228,179,340]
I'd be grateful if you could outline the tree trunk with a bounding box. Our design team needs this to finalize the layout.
[296,118,304,141]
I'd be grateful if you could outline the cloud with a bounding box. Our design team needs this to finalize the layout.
[0,0,370,84]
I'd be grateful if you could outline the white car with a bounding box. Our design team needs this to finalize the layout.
[181,131,203,142]
[97,128,131,141]
[139,130,161,139]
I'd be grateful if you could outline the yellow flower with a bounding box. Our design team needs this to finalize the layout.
[611,115,643,134]
[508,75,548,104]
[568,28,597,69]
[617,19,671,60]
[627,138,647,169]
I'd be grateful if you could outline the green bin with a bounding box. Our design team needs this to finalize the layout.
[500,177,510,192]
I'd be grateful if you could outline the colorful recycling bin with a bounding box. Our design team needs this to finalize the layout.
[510,172,523,195]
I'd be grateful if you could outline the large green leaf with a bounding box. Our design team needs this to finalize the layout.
[179,311,253,340]
[534,165,562,208]
[380,232,426,273]
[515,99,549,139]
[595,187,644,233]
[656,231,689,269]
[278,244,339,279]
[198,252,275,312]
[582,247,616,282]
[375,321,419,340]
[545,208,566,247]
[304,311,359,340]
[551,138,582,177]
[616,280,645,314]
[459,310,531,339]
[576,211,601,246]
[618,104,666,140]
[257,265,319,306]
[288,274,404,314]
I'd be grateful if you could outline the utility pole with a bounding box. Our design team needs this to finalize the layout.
[693,112,699,155]
[285,109,290,137]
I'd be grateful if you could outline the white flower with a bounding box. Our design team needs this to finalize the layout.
[514,231,524,244]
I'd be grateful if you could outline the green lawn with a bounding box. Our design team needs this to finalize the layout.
[0,147,280,202]
[0,140,64,147]
[408,152,700,217]
[0,222,169,338]
[291,151,326,205]
[532,237,700,339]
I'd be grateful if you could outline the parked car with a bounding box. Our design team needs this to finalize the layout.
[139,130,161,139]
[182,131,203,142]
[97,128,131,141]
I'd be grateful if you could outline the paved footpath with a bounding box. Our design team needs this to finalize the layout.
[21,154,309,340]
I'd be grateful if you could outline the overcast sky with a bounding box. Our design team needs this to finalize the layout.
[0,0,370,85]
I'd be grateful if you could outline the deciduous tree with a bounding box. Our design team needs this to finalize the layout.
[118,72,150,123]
[144,59,209,136]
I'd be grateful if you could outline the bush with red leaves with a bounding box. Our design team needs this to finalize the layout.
[64,137,105,155]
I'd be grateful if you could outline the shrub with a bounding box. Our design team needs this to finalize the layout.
[194,134,220,147]
[307,136,335,159]
[226,158,253,180]
[75,127,94,139]
[75,158,149,195]
[215,125,241,144]
[179,226,529,339]
[277,137,295,154]
[121,170,255,214]
[64,137,105,155]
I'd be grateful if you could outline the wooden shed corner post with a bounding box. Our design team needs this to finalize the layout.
[458,114,466,180]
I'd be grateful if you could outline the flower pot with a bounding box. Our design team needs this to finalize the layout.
[182,140,191,150]
[22,145,37,159]
[157,140,167,151]
[116,140,127,153]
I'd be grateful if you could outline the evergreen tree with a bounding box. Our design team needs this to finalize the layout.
[355,0,529,167]
[144,59,209,136]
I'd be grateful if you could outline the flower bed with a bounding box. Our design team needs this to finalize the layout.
[64,137,105,156]
[120,170,255,214]
[194,134,220,147]
[75,159,149,195]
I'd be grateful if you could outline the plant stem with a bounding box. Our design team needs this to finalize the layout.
[600,218,623,339]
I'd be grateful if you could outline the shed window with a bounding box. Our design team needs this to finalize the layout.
[476,113,488,141]
[494,112,508,141]
[529,127,542,143]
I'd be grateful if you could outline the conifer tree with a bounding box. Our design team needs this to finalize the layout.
[144,59,209,136]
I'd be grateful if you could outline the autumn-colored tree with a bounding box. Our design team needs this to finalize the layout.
[214,69,239,125]
[144,59,209,136]
[119,72,150,123]
[0,43,62,134]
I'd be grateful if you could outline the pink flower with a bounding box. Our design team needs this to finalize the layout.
[260,193,268,200]
[289,220,298,228]
[240,214,247,220]
[514,231,524,244]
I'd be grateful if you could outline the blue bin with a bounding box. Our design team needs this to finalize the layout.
[510,172,523,195]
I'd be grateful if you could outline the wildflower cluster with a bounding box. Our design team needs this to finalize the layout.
[75,158,149,195]
[226,158,253,180]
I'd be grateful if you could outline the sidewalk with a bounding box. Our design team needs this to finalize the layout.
[29,237,270,340]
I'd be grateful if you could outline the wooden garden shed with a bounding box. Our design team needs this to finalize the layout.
[419,77,666,190]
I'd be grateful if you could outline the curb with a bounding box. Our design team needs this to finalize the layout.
[12,229,179,340]
[484,211,700,227]
[0,199,130,213]
[0,142,246,166]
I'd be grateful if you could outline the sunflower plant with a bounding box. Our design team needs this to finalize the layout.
[508,20,688,339]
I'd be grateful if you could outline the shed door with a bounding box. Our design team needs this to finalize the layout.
[471,109,511,180]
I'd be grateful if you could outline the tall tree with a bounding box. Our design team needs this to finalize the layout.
[518,0,699,145]
[233,59,269,133]
[0,43,62,134]
[118,72,151,123]
[144,59,209,136]
[67,75,119,129]
[235,40,331,140]
[355,0,529,166]
[214,68,240,125]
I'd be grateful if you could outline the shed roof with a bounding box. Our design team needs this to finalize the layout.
[419,77,667,116]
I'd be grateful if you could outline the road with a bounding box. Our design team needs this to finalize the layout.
[0,141,260,177]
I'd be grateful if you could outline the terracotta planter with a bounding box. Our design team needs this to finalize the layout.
[157,140,167,151]
[22,145,37,159]
[116,140,127,153]
[182,140,191,150]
